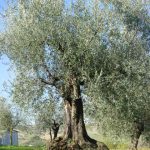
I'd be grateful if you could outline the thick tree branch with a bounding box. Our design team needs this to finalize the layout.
[39,63,60,86]
[39,77,55,86]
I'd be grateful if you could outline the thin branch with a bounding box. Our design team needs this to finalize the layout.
[43,64,53,78]
[39,63,60,86]
[58,43,65,53]
[39,77,55,86]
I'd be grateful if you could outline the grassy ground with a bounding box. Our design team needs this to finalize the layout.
[1,127,148,150]
[0,146,43,150]
[86,126,150,150]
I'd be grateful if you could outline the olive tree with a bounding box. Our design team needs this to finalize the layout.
[84,0,150,149]
[0,97,21,145]
[0,0,149,149]
[35,99,63,141]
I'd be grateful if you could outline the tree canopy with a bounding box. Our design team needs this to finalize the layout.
[0,0,150,149]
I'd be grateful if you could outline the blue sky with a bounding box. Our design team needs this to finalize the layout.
[0,0,13,98]
[0,0,6,31]
[0,0,6,11]
[0,55,14,97]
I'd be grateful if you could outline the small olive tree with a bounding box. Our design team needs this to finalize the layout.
[35,99,63,141]
[0,97,21,145]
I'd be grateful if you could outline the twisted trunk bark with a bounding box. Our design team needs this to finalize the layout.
[63,76,98,148]
[48,75,109,149]
[130,120,144,150]
[130,132,141,150]
[63,99,97,146]
[71,98,97,146]
[64,99,72,139]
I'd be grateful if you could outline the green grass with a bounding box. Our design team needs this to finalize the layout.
[87,129,150,150]
[0,146,43,150]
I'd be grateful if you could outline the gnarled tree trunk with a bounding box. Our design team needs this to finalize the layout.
[49,75,109,149]
[62,76,109,149]
[130,120,144,150]
[63,99,72,140]
[64,97,97,146]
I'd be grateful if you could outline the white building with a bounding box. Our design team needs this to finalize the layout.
[0,130,18,146]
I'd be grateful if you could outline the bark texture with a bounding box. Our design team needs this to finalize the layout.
[62,76,109,149]
[64,98,98,147]
[64,99,72,139]
[130,120,144,150]
[48,75,109,149]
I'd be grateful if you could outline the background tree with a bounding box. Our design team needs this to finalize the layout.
[35,99,63,141]
[0,97,21,145]
[84,0,150,149]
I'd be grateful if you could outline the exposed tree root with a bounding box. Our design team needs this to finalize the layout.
[47,137,109,150]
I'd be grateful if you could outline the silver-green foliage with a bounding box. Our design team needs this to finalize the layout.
[0,0,150,140]
[0,97,20,131]
[84,0,150,140]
